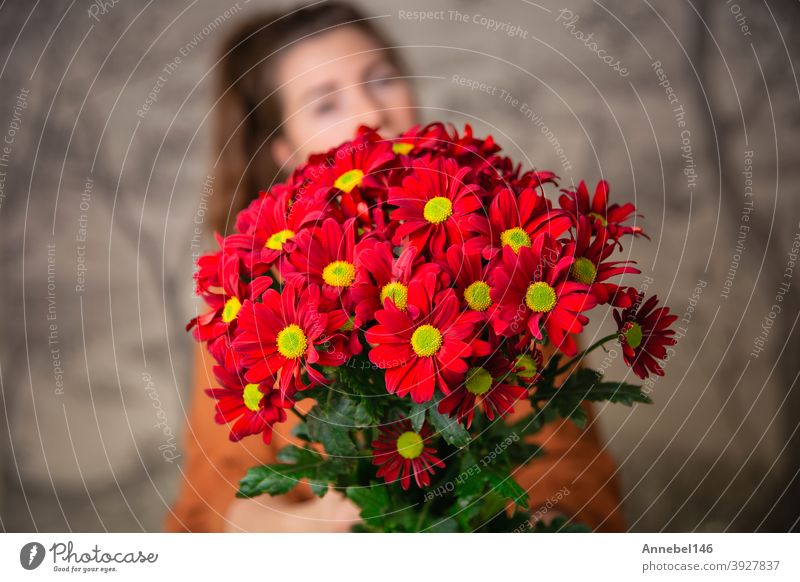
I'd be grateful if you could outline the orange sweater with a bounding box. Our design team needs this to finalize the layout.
[164,342,626,532]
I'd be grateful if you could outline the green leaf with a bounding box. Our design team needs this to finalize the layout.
[238,446,334,498]
[291,421,311,441]
[476,491,513,522]
[589,381,652,406]
[444,452,488,530]
[275,444,313,464]
[563,403,589,429]
[484,467,528,509]
[536,368,651,405]
[503,441,544,465]
[508,413,545,436]
[427,406,471,448]
[329,358,391,427]
[538,350,563,386]
[329,356,385,396]
[454,452,487,500]
[531,368,650,428]
[427,517,459,532]
[345,484,390,521]
[353,400,379,427]
[306,401,358,458]
[408,401,426,432]
[308,480,330,497]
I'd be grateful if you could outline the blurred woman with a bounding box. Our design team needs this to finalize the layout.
[165,1,625,533]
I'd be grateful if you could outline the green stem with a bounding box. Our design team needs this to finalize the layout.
[289,407,307,423]
[555,333,619,375]
[415,499,431,532]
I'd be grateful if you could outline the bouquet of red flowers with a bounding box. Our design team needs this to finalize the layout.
[189,123,677,532]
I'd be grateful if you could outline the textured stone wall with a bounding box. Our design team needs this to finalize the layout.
[1,0,797,531]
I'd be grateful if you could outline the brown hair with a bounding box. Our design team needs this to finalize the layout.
[208,1,406,235]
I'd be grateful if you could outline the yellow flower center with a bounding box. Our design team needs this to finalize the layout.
[334,169,364,193]
[276,324,308,359]
[588,211,608,227]
[222,297,242,323]
[465,366,493,395]
[514,354,539,383]
[500,227,532,253]
[396,430,424,459]
[322,260,356,287]
[622,322,643,350]
[410,324,443,357]
[571,257,597,285]
[392,142,414,155]
[380,282,408,310]
[265,229,295,251]
[525,282,557,313]
[423,196,453,224]
[464,281,492,311]
[242,383,264,412]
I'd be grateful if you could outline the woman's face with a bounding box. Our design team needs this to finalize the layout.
[271,26,417,168]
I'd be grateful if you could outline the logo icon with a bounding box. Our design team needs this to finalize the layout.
[20,542,46,570]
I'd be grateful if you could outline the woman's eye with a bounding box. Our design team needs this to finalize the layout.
[313,99,337,115]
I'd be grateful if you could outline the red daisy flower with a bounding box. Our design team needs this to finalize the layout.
[614,289,678,379]
[389,129,422,158]
[438,351,527,428]
[446,123,502,168]
[490,234,597,356]
[365,272,488,403]
[372,419,445,489]
[513,169,559,190]
[395,122,508,185]
[205,364,294,444]
[206,335,237,371]
[232,284,350,396]
[443,244,496,313]
[389,157,483,253]
[313,280,363,357]
[187,250,273,342]
[193,240,228,295]
[225,186,324,273]
[305,133,395,223]
[559,180,647,240]
[282,218,358,300]
[392,122,457,158]
[563,215,640,307]
[351,240,439,326]
[464,186,572,260]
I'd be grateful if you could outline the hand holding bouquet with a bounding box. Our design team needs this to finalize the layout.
[189,123,677,532]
